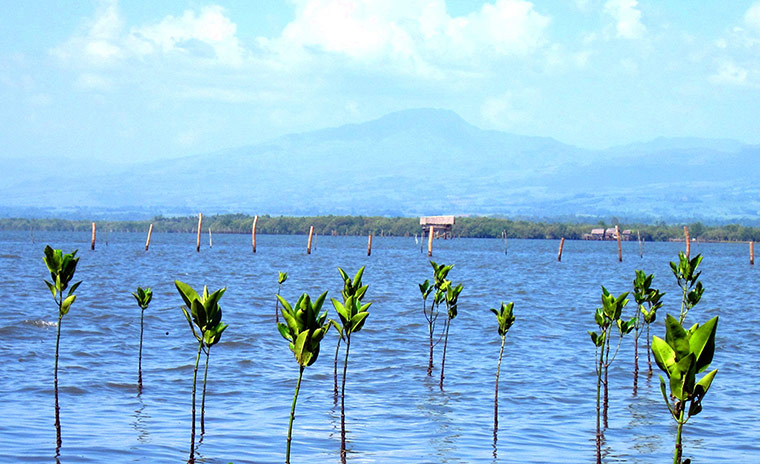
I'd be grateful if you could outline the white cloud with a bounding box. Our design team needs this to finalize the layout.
[76,73,113,91]
[709,62,748,85]
[603,0,646,39]
[263,0,551,72]
[745,2,760,31]
[53,2,245,68]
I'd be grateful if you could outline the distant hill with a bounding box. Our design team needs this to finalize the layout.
[2,108,758,222]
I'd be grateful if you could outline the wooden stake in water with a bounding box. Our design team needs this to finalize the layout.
[616,225,622,262]
[209,227,213,248]
[427,226,434,257]
[252,215,258,253]
[91,222,96,251]
[751,241,755,266]
[637,230,643,258]
[145,224,153,251]
[684,226,690,259]
[502,230,508,255]
[307,226,314,254]
[367,234,372,256]
[558,237,565,262]
[196,213,203,253]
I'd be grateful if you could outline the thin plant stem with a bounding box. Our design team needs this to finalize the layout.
[139,309,145,389]
[603,326,610,428]
[54,308,63,448]
[189,340,203,461]
[340,336,351,462]
[287,366,305,464]
[276,284,282,324]
[333,336,342,404]
[633,326,639,395]
[679,286,688,324]
[439,318,451,390]
[200,345,211,435]
[646,324,653,377]
[494,334,505,434]
[674,403,685,464]
[595,343,603,464]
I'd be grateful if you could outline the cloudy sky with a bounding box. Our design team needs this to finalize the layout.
[2,0,759,163]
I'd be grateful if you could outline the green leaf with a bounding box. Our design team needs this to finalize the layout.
[294,330,311,367]
[694,368,718,398]
[689,316,718,373]
[277,295,293,313]
[665,314,690,358]
[652,335,675,374]
[350,311,370,333]
[659,375,676,418]
[174,280,200,309]
[60,294,76,316]
[45,280,57,298]
[277,322,292,341]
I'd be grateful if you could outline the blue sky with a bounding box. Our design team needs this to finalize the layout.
[1,0,759,163]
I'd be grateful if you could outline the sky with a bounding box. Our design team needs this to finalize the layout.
[1,0,759,164]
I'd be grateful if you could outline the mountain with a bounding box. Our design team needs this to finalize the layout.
[1,108,758,222]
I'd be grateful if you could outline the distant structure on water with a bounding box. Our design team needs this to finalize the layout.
[420,215,455,239]
[582,228,633,241]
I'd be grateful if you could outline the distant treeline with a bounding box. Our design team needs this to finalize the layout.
[1,214,759,242]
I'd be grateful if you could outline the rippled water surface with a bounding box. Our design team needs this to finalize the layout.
[2,231,758,463]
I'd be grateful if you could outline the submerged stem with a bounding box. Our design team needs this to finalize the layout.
[189,340,203,460]
[200,345,211,435]
[494,334,505,434]
[287,366,305,464]
[333,336,342,403]
[439,318,451,390]
[674,403,685,464]
[54,308,63,448]
[139,309,145,388]
[340,337,351,462]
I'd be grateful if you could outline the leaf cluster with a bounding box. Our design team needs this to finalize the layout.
[277,292,330,367]
[589,287,635,348]
[332,267,371,339]
[490,302,515,337]
[429,261,462,320]
[652,314,718,420]
[43,245,81,316]
[175,280,228,348]
[131,286,153,311]
[670,252,705,322]
[633,270,665,325]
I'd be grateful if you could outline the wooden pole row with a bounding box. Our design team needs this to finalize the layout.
[616,225,622,262]
[91,222,96,251]
[557,237,565,262]
[751,241,755,266]
[196,213,203,253]
[684,226,691,259]
[307,226,314,254]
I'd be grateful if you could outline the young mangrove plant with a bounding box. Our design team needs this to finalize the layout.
[420,261,452,376]
[277,291,330,464]
[490,302,515,438]
[439,276,463,390]
[670,252,704,324]
[332,267,368,402]
[43,246,81,447]
[131,286,153,389]
[175,280,227,460]
[632,270,664,382]
[652,314,718,464]
[199,308,228,434]
[275,271,288,323]
[331,270,372,460]
[589,287,635,441]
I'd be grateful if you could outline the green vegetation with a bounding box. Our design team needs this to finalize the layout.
[434,262,463,390]
[175,281,228,459]
[652,315,718,464]
[490,302,515,436]
[589,287,635,448]
[131,286,153,389]
[331,267,372,460]
[43,245,81,447]
[275,271,288,324]
[8,214,760,241]
[632,271,665,382]
[670,253,705,324]
[276,291,331,464]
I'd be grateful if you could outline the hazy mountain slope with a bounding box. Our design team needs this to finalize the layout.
[1,108,757,221]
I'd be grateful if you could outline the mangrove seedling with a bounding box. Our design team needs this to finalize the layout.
[439,278,463,390]
[333,267,368,401]
[588,287,635,437]
[420,261,453,376]
[632,270,664,380]
[199,308,228,434]
[277,292,330,464]
[670,252,704,324]
[275,271,288,323]
[332,283,371,459]
[490,302,515,437]
[131,286,153,389]
[175,280,227,460]
[43,245,81,447]
[652,314,718,464]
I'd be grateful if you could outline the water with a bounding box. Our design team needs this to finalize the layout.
[1,231,758,463]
